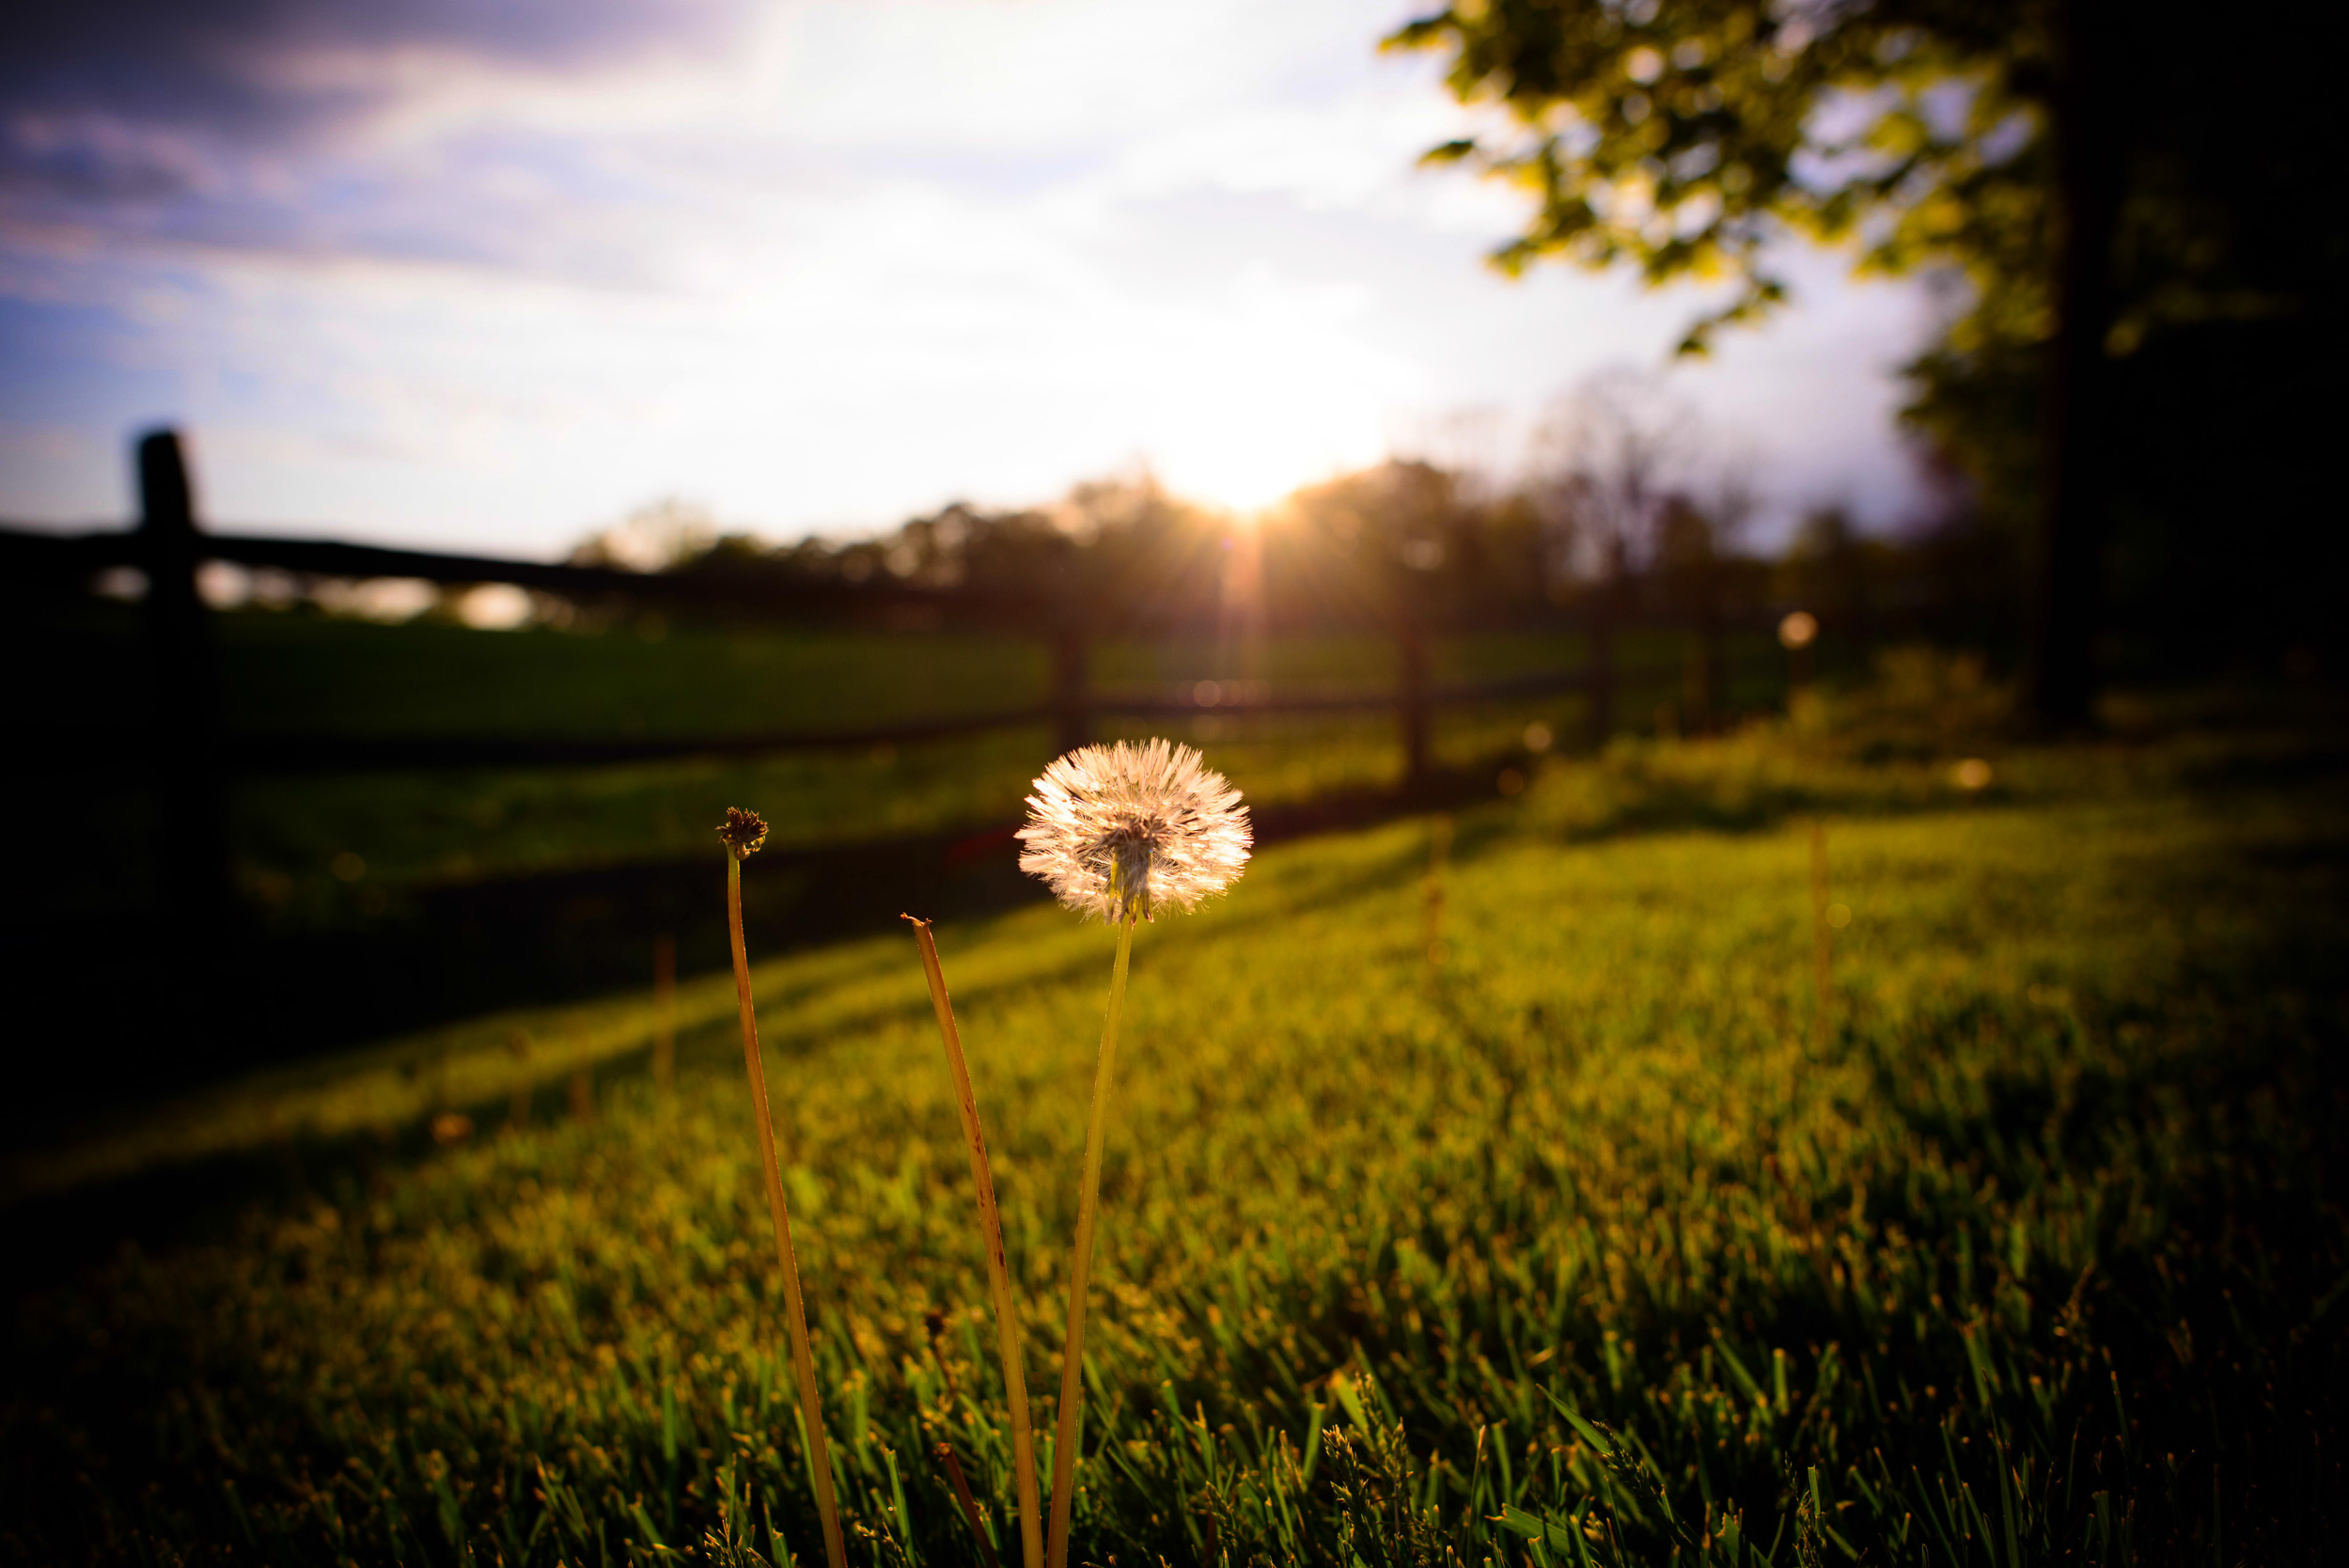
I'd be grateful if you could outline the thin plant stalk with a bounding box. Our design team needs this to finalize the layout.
[906,915,1043,1568]
[933,1443,1005,1568]
[1044,912,1135,1568]
[727,852,849,1568]
[653,933,676,1098]
[506,1029,532,1131]
[1809,818,1832,1052]
[1423,813,1452,971]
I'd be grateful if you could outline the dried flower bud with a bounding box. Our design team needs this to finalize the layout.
[717,806,769,858]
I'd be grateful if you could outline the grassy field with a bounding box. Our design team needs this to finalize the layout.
[19,604,1766,923]
[5,701,2341,1564]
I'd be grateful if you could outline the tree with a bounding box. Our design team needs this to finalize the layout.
[1389,0,2345,723]
[1529,367,1697,583]
[571,497,719,572]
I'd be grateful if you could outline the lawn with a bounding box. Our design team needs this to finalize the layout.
[4,704,2341,1564]
[17,603,1756,923]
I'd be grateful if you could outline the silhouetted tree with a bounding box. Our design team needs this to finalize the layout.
[1528,368,1695,582]
[1390,0,2348,718]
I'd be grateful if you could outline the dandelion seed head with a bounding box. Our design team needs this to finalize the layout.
[717,806,768,858]
[1017,739,1251,924]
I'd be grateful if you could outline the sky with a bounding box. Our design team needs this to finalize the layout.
[0,0,1940,558]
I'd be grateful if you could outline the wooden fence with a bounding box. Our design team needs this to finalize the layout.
[6,429,1775,922]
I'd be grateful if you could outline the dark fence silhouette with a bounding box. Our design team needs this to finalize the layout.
[4,430,1715,912]
[0,429,1840,1118]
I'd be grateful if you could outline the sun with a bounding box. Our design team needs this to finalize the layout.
[1167,446,1323,514]
[1128,299,1396,513]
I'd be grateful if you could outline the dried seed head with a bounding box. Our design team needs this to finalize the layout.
[717,806,769,858]
[1017,739,1250,924]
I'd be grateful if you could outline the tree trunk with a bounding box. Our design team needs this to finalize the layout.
[2026,0,2122,729]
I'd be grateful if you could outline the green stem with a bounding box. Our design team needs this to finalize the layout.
[1809,819,1832,1054]
[728,854,848,1568]
[909,917,1044,1568]
[1045,914,1135,1568]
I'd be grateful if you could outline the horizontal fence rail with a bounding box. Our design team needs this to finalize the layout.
[224,664,1641,774]
[225,707,1059,773]
[13,431,1804,932]
[23,669,1668,776]
[0,518,1037,621]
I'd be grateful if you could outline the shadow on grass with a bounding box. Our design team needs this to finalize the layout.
[0,754,1539,1152]
[13,692,2342,1268]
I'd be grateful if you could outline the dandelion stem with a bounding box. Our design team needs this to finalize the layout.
[1045,913,1135,1568]
[728,852,848,1568]
[906,915,1043,1568]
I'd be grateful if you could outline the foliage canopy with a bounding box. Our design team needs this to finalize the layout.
[1389,0,2346,670]
[1387,0,2060,358]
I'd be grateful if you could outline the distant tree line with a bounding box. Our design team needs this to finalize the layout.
[579,393,2022,654]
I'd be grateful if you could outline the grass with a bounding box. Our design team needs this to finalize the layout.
[15,603,1751,924]
[5,698,2342,1564]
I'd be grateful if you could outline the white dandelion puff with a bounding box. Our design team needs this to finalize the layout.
[1017,739,1251,924]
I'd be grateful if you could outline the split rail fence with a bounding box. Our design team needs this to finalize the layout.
[7,429,1759,923]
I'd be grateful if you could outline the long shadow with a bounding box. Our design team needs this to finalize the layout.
[0,756,1529,1154]
[0,758,1533,1287]
[24,709,2343,1156]
[14,721,2345,1286]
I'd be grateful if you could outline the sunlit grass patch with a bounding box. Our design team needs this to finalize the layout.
[6,726,2343,1562]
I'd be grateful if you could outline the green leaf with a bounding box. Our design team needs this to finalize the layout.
[1497,1504,1550,1539]
[1539,1386,1614,1458]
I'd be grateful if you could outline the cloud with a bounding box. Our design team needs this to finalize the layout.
[0,0,755,222]
[3,0,753,132]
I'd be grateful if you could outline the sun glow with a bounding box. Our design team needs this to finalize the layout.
[1167,447,1339,514]
[1140,340,1393,514]
[1116,262,1400,517]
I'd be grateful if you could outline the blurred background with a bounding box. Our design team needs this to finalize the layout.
[3,0,2339,1140]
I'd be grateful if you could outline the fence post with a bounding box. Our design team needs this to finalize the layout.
[1705,615,1727,732]
[1398,619,1430,792]
[136,429,228,928]
[1050,622,1089,756]
[1587,604,1615,751]
[1683,618,1725,736]
[1699,558,1726,732]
